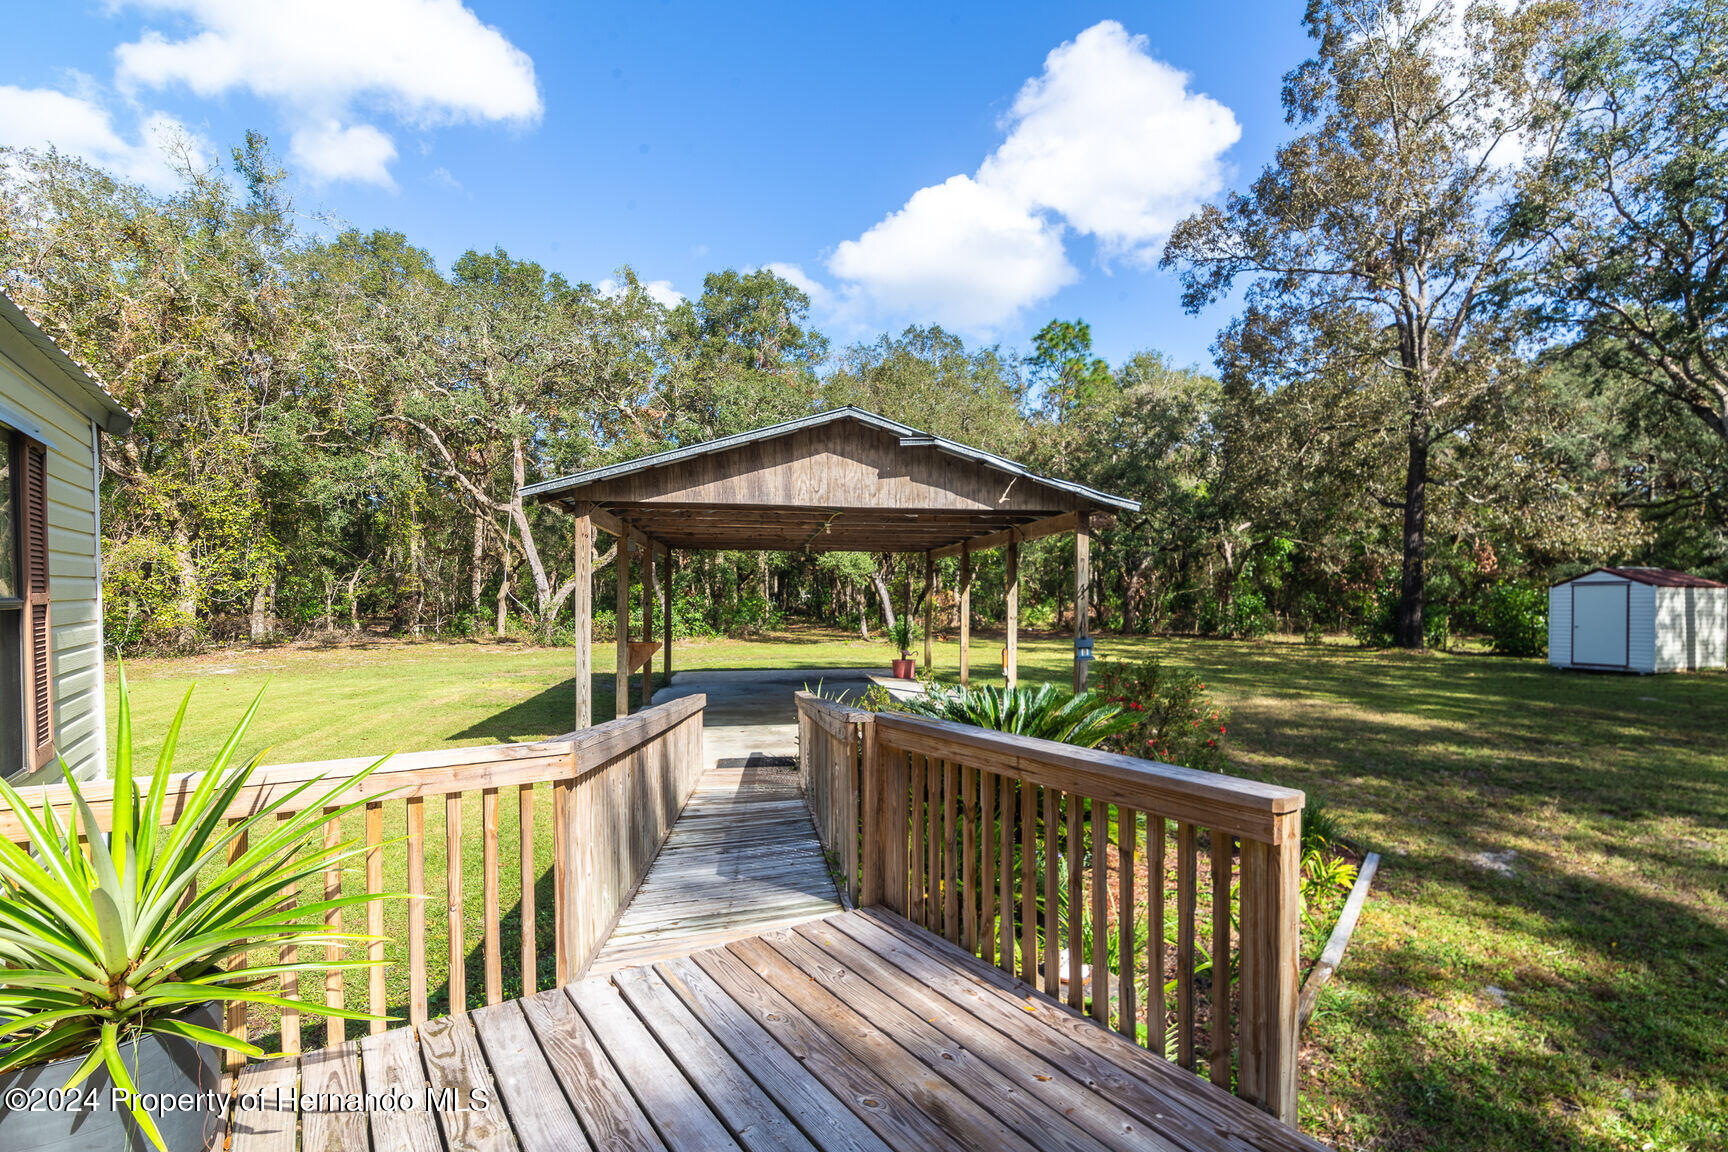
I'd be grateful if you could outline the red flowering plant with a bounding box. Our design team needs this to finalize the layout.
[1091,658,1230,773]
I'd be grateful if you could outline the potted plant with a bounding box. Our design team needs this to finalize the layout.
[0,672,390,1151]
[887,617,916,679]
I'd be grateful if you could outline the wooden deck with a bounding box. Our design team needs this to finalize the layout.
[239,907,1327,1152]
[584,754,843,978]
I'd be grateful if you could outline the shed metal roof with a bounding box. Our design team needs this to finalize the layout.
[1557,567,1726,589]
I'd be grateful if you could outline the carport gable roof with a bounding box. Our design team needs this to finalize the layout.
[522,406,1139,554]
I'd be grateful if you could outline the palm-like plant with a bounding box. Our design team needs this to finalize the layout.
[0,671,392,1148]
[904,683,1136,749]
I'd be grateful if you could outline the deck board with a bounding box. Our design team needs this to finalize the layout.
[584,758,842,978]
[261,909,1326,1152]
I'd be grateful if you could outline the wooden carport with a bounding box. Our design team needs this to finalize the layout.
[521,407,1140,727]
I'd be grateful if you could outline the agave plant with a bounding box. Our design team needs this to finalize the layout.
[902,683,1137,749]
[0,671,392,1148]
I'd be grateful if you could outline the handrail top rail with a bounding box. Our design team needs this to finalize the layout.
[793,691,872,725]
[0,693,707,843]
[872,710,1304,843]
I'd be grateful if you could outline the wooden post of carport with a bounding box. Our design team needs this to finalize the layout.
[641,544,655,709]
[662,548,674,686]
[1005,533,1019,690]
[958,541,972,687]
[922,552,934,674]
[572,508,593,730]
[615,527,631,719]
[1074,511,1091,693]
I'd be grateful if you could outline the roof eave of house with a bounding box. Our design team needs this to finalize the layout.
[0,292,134,437]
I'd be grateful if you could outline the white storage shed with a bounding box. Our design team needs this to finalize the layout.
[1549,567,1727,673]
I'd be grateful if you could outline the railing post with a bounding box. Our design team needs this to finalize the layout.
[1237,809,1301,1125]
[554,740,582,984]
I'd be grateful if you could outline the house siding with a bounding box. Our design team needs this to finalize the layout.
[1629,583,1656,673]
[0,329,107,783]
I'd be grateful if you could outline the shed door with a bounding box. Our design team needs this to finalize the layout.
[1572,583,1629,667]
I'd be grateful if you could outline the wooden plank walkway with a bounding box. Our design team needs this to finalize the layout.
[243,907,1329,1152]
[583,754,843,979]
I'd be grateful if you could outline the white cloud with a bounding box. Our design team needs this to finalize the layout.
[828,176,1075,333]
[291,120,397,187]
[598,276,684,309]
[978,21,1239,263]
[820,20,1239,333]
[0,85,203,191]
[114,0,541,185]
[762,261,834,312]
[428,165,462,191]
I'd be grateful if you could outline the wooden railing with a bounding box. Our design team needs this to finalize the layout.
[794,693,869,906]
[794,695,1304,1126]
[1,693,705,1061]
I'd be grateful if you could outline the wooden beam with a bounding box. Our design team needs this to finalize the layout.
[564,500,658,555]
[573,510,592,730]
[958,541,971,687]
[1074,511,1091,693]
[615,526,631,719]
[1005,535,1019,690]
[929,511,1079,560]
[641,545,655,710]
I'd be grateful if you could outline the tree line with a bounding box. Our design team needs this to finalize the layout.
[0,0,1721,654]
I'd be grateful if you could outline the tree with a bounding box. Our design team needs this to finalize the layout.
[1525,0,1728,453]
[1163,0,1581,646]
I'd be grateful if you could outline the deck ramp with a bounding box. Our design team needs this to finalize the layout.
[583,753,843,978]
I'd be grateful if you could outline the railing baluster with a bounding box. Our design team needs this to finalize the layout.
[483,787,502,1006]
[1210,830,1233,1088]
[277,813,299,1055]
[1119,807,1138,1040]
[366,801,385,1034]
[1066,791,1082,1011]
[323,812,343,1046]
[927,757,941,936]
[447,793,465,1012]
[407,795,427,1025]
[979,770,996,963]
[961,764,978,953]
[997,777,1015,974]
[909,753,926,929]
[1177,820,1198,1068]
[1149,813,1167,1057]
[1041,784,1058,997]
[520,783,536,995]
[1020,781,1037,984]
[1090,798,1108,1024]
[943,760,959,943]
[225,822,249,1079]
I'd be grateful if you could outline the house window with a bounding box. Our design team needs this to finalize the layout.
[0,428,50,781]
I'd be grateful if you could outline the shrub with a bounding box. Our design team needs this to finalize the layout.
[1480,582,1547,657]
[901,683,1136,748]
[1091,658,1230,772]
[887,616,915,658]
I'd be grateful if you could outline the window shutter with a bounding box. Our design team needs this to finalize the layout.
[21,443,52,771]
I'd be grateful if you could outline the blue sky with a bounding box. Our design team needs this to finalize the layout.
[1,1,1313,368]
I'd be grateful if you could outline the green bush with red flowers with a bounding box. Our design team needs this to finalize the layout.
[1091,658,1230,773]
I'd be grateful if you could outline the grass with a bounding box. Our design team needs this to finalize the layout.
[105,627,1728,1151]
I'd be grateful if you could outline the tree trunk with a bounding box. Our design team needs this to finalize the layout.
[1395,429,1429,649]
[470,510,486,617]
[870,567,898,630]
[172,526,198,649]
[248,581,269,643]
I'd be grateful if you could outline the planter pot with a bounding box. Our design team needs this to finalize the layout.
[891,659,915,679]
[0,1003,223,1152]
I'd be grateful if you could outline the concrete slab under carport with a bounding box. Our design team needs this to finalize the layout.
[650,666,920,767]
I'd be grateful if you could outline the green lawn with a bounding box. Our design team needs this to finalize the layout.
[107,630,1728,1151]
